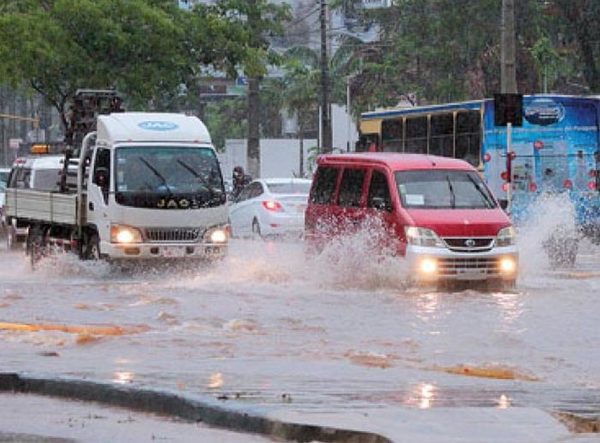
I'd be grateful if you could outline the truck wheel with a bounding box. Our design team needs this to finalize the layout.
[6,227,18,250]
[84,234,101,260]
[28,226,46,270]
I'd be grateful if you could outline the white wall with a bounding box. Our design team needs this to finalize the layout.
[219,138,318,180]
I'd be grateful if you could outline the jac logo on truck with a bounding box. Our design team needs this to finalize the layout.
[138,121,179,131]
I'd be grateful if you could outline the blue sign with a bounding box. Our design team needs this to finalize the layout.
[138,121,178,131]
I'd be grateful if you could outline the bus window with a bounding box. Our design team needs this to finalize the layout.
[405,116,428,154]
[381,119,403,152]
[430,113,454,158]
[356,133,379,152]
[456,111,481,166]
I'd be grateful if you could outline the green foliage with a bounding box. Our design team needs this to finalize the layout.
[203,98,247,151]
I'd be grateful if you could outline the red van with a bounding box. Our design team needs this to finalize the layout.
[305,153,518,287]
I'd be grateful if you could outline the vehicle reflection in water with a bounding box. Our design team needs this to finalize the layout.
[491,291,524,327]
[207,372,224,389]
[497,394,511,409]
[113,371,135,384]
[414,293,442,336]
[404,382,437,409]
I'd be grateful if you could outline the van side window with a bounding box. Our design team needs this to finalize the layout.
[367,170,392,211]
[338,168,365,207]
[311,167,338,204]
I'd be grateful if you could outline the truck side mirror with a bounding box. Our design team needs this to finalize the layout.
[94,168,108,188]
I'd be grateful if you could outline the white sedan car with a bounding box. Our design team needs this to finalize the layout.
[228,178,312,239]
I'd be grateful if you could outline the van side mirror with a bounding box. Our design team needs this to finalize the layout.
[371,196,392,212]
[499,199,508,210]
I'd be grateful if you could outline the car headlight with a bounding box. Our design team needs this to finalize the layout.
[203,226,229,244]
[404,226,444,248]
[110,224,143,243]
[496,226,515,247]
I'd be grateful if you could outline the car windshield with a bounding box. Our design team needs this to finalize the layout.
[266,181,311,194]
[115,146,225,209]
[395,169,497,209]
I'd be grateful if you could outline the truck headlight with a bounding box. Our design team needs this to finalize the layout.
[111,224,143,243]
[404,226,444,248]
[496,226,515,247]
[203,226,229,244]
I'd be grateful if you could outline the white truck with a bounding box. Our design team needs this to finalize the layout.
[4,111,229,262]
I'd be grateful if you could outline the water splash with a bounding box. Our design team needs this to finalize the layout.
[516,193,578,277]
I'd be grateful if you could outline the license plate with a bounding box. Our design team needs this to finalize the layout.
[456,268,487,280]
[162,246,186,258]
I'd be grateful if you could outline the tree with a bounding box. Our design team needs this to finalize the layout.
[282,48,320,177]
[200,0,291,178]
[547,0,600,92]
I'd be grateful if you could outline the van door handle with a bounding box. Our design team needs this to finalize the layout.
[89,202,94,211]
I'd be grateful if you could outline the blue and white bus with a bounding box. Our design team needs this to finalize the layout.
[358,94,600,261]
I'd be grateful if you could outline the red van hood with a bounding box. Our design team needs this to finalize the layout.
[405,209,510,237]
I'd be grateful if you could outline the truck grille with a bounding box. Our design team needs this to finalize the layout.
[145,228,201,243]
[443,237,494,252]
[437,257,501,277]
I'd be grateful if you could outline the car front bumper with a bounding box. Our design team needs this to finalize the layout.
[100,241,227,260]
[405,244,519,283]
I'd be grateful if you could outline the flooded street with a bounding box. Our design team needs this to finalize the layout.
[1,228,600,441]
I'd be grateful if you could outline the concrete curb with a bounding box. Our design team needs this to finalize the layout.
[0,373,391,443]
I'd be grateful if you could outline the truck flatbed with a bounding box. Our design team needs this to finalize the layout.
[5,189,79,226]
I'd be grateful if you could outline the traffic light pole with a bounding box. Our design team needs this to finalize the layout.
[506,122,512,214]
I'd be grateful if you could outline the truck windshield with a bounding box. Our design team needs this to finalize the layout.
[115,146,225,209]
[395,170,497,209]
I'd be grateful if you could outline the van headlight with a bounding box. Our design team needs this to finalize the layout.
[203,226,229,244]
[111,224,143,243]
[496,226,515,247]
[404,226,444,248]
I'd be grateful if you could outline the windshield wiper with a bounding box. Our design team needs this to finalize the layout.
[138,156,172,194]
[466,174,496,208]
[446,175,456,208]
[176,159,219,199]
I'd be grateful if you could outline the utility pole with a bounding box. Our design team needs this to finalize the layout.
[319,0,332,153]
[247,0,261,178]
[500,0,517,93]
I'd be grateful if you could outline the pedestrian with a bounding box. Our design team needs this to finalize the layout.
[230,166,252,200]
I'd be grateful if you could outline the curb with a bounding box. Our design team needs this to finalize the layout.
[0,373,391,443]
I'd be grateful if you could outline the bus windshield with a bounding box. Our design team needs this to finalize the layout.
[114,146,225,209]
[395,170,497,209]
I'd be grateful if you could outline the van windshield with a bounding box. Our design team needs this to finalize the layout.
[114,146,225,209]
[395,170,497,209]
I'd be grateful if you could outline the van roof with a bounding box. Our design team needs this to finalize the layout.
[317,152,475,172]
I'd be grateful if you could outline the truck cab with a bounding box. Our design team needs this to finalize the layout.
[5,112,229,262]
[85,113,228,260]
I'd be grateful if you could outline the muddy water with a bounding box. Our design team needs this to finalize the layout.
[0,202,599,419]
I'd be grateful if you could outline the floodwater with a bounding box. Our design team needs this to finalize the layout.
[1,195,600,439]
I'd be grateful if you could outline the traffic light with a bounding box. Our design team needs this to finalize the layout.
[494,93,523,127]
